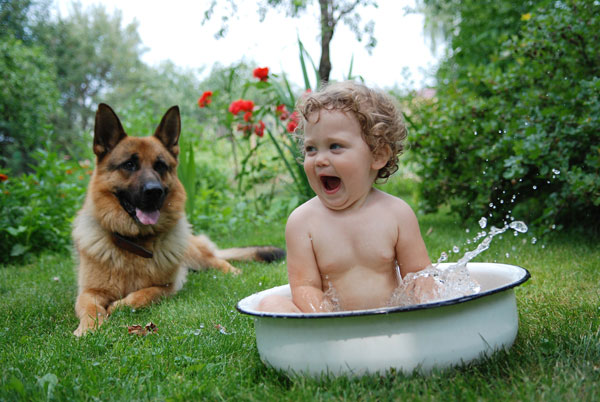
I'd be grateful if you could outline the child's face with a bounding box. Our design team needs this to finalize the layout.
[303,110,385,211]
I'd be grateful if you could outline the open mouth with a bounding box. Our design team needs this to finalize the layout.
[320,175,341,193]
[116,192,161,226]
[135,209,160,225]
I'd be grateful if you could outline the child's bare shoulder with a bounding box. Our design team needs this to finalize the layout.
[377,190,416,213]
[286,197,320,229]
[374,191,421,231]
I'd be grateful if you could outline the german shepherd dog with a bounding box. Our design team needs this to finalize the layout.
[72,104,284,336]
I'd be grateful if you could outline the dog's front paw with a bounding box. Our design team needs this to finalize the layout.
[107,299,125,315]
[74,314,104,337]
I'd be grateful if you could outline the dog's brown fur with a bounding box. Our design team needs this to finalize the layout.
[72,104,284,336]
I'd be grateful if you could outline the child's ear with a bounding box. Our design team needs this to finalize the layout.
[371,145,392,170]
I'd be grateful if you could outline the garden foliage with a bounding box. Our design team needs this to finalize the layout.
[409,0,599,231]
[0,37,60,173]
[0,150,89,263]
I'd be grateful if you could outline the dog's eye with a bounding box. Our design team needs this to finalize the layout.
[121,160,138,172]
[154,160,168,174]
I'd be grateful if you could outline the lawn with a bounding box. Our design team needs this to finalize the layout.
[1,205,599,400]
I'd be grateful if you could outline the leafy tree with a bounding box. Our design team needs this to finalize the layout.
[0,0,61,173]
[0,0,51,43]
[102,61,206,137]
[408,0,600,232]
[37,3,147,138]
[202,0,378,83]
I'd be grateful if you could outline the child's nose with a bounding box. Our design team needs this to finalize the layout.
[315,152,329,166]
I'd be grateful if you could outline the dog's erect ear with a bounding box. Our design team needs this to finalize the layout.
[94,103,127,160]
[154,106,180,158]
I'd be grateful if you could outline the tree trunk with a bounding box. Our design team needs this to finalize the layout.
[318,0,334,84]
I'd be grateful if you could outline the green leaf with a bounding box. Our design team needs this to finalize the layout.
[10,244,30,257]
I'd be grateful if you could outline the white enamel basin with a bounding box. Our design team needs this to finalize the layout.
[236,263,530,377]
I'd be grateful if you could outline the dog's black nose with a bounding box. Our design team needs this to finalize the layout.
[142,181,164,204]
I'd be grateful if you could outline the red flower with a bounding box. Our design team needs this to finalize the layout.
[253,67,269,82]
[0,173,7,182]
[229,99,255,115]
[254,120,265,137]
[275,104,289,120]
[287,111,300,133]
[198,91,213,108]
[243,111,253,122]
[287,120,298,133]
[236,123,252,133]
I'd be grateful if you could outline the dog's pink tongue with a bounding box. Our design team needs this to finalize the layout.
[136,209,160,225]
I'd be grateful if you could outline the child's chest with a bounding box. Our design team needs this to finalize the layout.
[310,215,397,274]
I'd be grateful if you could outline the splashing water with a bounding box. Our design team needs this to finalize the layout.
[388,219,528,308]
[320,282,342,312]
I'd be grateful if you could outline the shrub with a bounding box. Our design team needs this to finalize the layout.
[0,150,89,263]
[409,1,599,232]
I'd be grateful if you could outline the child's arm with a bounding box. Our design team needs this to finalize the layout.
[393,199,438,303]
[394,200,431,277]
[285,208,329,313]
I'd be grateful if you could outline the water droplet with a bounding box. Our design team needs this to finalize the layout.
[465,228,470,233]
[551,224,556,230]
[505,253,510,258]
[552,168,560,175]
[453,246,460,253]
[437,252,448,263]
[533,185,537,190]
[532,237,537,244]
[474,130,478,136]
[509,221,528,233]
[479,217,488,228]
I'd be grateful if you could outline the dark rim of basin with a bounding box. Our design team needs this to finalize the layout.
[236,266,531,319]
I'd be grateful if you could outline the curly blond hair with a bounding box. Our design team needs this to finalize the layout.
[296,81,407,181]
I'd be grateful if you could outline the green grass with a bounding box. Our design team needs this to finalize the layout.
[1,205,599,400]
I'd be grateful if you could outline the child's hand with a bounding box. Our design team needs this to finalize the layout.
[406,275,439,304]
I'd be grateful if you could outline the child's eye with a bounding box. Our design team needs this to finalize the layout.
[305,145,316,154]
[330,143,342,150]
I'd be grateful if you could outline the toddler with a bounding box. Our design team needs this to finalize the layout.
[260,81,431,313]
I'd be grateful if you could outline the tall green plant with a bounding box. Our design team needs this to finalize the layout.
[178,138,197,218]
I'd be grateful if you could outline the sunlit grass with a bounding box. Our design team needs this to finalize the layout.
[1,204,599,400]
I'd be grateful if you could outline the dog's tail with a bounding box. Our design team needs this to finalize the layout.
[216,246,286,263]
